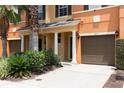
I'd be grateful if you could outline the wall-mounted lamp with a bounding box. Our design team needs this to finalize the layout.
[76,31,80,39]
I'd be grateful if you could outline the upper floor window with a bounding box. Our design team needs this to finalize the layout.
[84,5,108,10]
[56,5,71,17]
[38,5,45,20]
[88,5,102,10]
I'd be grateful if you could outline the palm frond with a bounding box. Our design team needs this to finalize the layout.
[7,10,21,24]
[0,5,28,24]
[0,5,6,18]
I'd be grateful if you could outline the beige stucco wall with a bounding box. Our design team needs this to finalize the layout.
[45,33,54,51]
[73,6,119,34]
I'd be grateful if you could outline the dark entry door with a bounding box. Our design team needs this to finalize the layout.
[39,38,42,51]
[68,36,72,60]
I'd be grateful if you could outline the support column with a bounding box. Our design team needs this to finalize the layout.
[72,31,77,63]
[21,35,24,52]
[54,32,58,55]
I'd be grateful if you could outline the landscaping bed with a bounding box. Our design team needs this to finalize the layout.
[0,50,62,80]
[103,70,124,88]
[103,39,124,88]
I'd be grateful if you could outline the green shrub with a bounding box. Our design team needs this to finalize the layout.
[25,51,46,73]
[13,52,25,56]
[116,39,124,70]
[43,50,62,67]
[0,58,9,79]
[0,50,62,79]
[8,54,31,78]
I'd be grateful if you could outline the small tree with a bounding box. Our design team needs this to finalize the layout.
[0,5,26,57]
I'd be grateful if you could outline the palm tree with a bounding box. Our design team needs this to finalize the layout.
[0,5,26,57]
[28,5,39,51]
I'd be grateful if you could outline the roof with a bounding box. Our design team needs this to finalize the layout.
[17,19,80,32]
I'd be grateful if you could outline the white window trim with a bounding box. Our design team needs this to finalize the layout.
[58,5,69,17]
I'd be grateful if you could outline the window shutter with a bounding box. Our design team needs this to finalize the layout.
[43,5,45,19]
[55,5,58,17]
[84,5,89,10]
[68,5,72,15]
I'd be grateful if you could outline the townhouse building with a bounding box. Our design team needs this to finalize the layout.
[1,5,124,66]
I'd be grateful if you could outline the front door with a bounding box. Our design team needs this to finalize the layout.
[68,36,72,61]
[38,38,42,51]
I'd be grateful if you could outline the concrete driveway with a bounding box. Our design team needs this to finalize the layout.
[0,63,115,88]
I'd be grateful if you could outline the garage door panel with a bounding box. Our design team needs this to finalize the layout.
[82,55,114,65]
[83,50,113,55]
[81,35,115,65]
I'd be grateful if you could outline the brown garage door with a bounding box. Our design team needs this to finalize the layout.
[81,35,115,65]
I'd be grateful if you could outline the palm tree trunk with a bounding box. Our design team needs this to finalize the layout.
[1,16,9,57]
[29,31,39,51]
[2,36,7,57]
[28,5,39,51]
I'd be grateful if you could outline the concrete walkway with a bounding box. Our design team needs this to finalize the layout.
[0,63,115,88]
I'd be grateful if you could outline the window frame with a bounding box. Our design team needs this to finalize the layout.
[88,5,102,10]
[38,5,45,20]
[58,5,69,17]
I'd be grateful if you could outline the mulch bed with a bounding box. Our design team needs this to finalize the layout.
[103,70,124,88]
[1,65,61,82]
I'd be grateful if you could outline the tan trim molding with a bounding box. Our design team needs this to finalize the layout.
[7,37,21,40]
[79,31,116,36]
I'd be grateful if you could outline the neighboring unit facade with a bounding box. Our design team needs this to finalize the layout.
[1,5,124,66]
[73,5,124,65]
[0,10,28,56]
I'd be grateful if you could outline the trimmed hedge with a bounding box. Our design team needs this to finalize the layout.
[116,39,124,70]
